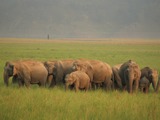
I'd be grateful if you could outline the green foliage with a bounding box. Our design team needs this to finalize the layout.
[0,39,160,120]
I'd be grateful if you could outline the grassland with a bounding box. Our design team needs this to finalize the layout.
[0,38,160,120]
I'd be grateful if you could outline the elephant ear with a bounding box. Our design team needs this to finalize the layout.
[65,73,76,84]
[153,69,158,76]
[77,63,83,70]
[152,69,158,80]
[5,61,10,66]
[148,70,153,78]
[128,60,132,63]
[52,66,57,75]
[133,65,139,73]
[65,74,70,82]
[5,63,14,76]
[87,64,93,71]
[71,73,77,82]
[72,63,77,71]
[126,64,133,72]
[133,64,138,69]
[12,65,18,76]
[43,61,48,68]
[73,62,83,71]
[80,64,87,72]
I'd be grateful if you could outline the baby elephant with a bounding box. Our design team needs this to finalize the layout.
[65,71,90,92]
[139,76,150,93]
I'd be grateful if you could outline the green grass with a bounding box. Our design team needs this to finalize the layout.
[0,38,160,120]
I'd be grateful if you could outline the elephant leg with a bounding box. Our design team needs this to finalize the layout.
[96,83,99,89]
[38,82,43,87]
[22,74,31,88]
[145,87,149,93]
[12,76,18,84]
[88,82,91,90]
[39,81,46,87]
[142,87,145,93]
[91,82,96,90]
[18,79,24,87]
[75,86,79,92]
[115,78,122,89]
[15,75,24,87]
[49,77,56,88]
[122,84,127,91]
[69,84,74,90]
[24,79,30,88]
[109,80,113,90]
[143,87,147,93]
[128,79,133,93]
[104,80,112,91]
[141,87,145,93]
[140,87,144,92]
[110,78,114,90]
[85,86,88,92]
[74,81,79,92]
[144,88,146,93]
[134,79,139,92]
[85,82,90,91]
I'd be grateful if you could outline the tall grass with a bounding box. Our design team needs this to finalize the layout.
[0,38,160,120]
[0,86,160,120]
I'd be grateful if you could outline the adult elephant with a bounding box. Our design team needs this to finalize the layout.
[141,67,158,91]
[119,60,141,93]
[3,60,48,87]
[72,59,113,90]
[44,60,75,87]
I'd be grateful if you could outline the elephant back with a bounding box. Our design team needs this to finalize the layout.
[89,60,112,83]
[72,60,94,81]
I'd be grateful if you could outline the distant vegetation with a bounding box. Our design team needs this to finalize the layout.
[0,38,160,120]
[0,0,160,38]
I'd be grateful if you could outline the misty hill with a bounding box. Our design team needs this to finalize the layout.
[0,0,160,38]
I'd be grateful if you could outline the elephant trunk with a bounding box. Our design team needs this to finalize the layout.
[151,76,157,91]
[112,67,122,89]
[49,75,56,88]
[3,71,9,86]
[128,75,133,93]
[156,79,160,93]
[127,70,134,93]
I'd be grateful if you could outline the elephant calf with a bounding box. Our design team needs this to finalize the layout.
[139,76,150,93]
[65,71,91,92]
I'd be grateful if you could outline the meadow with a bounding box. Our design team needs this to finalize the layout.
[0,38,160,120]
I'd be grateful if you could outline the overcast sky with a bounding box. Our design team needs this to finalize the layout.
[0,0,160,39]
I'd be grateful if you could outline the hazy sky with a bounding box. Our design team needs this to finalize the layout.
[0,0,160,38]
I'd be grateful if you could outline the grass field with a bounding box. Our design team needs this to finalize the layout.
[0,38,160,120]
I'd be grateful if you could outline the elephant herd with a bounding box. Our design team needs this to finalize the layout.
[3,59,160,93]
